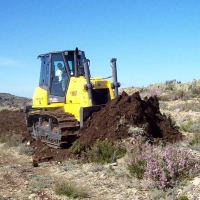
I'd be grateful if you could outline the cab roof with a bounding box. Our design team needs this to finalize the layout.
[37,49,84,58]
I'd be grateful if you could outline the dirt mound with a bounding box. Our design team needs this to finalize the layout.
[78,92,182,146]
[0,110,27,136]
[0,92,182,162]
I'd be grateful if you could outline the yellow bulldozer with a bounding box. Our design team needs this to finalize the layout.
[24,48,120,148]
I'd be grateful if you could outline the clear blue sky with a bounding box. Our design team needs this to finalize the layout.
[0,0,200,98]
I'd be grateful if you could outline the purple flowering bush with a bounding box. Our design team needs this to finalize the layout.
[127,136,200,189]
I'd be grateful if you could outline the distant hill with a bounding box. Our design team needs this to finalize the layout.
[0,93,31,109]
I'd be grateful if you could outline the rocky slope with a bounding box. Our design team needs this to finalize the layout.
[0,93,31,110]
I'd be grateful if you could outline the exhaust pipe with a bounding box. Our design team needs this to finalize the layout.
[74,48,78,77]
[110,58,120,97]
[84,59,93,106]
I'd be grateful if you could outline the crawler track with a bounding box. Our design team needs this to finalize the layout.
[27,110,80,148]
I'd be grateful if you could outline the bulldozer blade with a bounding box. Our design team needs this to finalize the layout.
[80,105,105,127]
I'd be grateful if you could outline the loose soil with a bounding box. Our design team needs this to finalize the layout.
[78,91,182,146]
[0,92,182,162]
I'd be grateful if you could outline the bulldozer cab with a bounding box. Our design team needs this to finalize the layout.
[38,49,86,103]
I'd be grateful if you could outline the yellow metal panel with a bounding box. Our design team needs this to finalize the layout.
[32,86,48,107]
[64,104,81,121]
[108,83,115,99]
[66,77,80,104]
[90,78,114,99]
[92,80,108,89]
[32,86,66,109]
[66,77,90,107]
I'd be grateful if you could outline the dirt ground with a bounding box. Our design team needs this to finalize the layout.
[0,92,182,162]
[0,109,73,162]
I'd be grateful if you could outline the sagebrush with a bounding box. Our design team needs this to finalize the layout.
[127,136,200,189]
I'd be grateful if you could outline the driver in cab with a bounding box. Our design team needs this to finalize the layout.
[55,63,64,82]
[55,63,67,91]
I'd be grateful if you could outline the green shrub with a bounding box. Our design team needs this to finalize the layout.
[0,135,10,143]
[188,79,200,97]
[180,120,200,133]
[173,89,185,100]
[0,135,21,147]
[88,140,126,164]
[165,79,177,91]
[70,141,84,155]
[180,121,192,132]
[54,181,88,198]
[128,160,146,179]
[178,196,189,200]
[189,132,200,145]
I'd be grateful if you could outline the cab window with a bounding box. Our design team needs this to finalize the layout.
[65,52,74,75]
[39,55,49,90]
[50,53,69,97]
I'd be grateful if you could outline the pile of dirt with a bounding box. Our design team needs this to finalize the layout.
[0,110,27,137]
[0,92,182,162]
[78,91,182,146]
